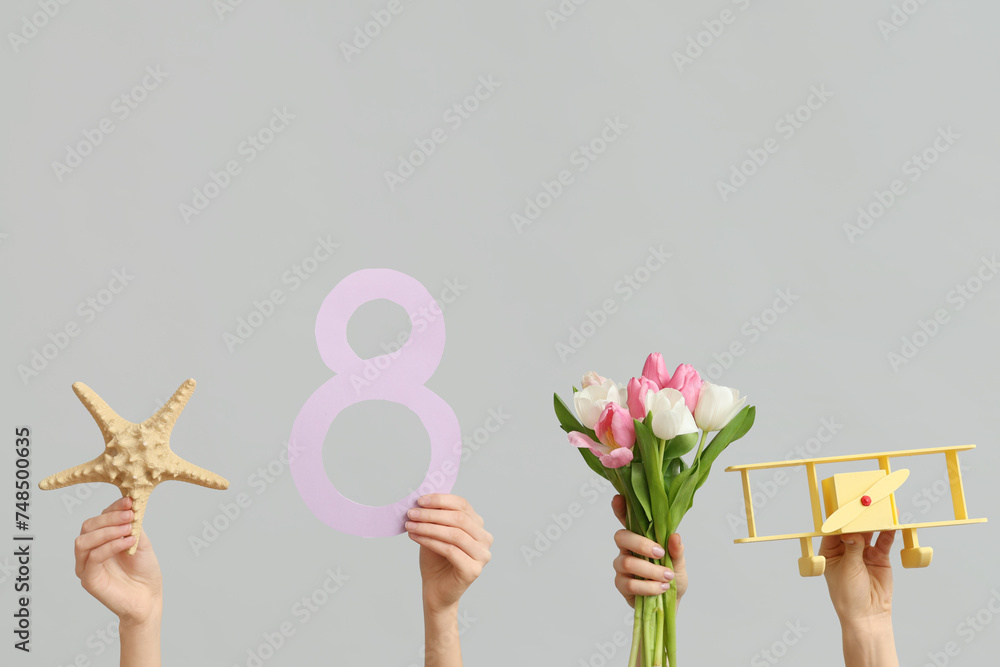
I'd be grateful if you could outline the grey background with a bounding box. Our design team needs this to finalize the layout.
[2,1,999,665]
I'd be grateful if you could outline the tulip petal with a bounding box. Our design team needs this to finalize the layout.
[600,447,634,469]
[568,431,612,457]
[641,352,669,388]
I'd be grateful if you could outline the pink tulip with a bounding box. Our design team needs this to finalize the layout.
[567,402,636,469]
[663,363,703,413]
[626,376,659,420]
[596,402,636,449]
[568,431,633,468]
[641,353,669,389]
[581,371,607,388]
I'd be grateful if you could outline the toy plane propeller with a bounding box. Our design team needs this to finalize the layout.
[820,469,909,534]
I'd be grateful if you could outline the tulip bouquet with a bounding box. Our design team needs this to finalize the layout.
[553,353,755,667]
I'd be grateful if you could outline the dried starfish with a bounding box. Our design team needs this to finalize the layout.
[39,379,229,555]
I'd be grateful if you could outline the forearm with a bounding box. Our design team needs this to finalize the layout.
[841,614,898,667]
[119,610,161,667]
[424,602,462,667]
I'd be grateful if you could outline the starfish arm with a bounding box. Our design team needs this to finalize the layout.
[124,487,152,556]
[143,378,196,433]
[161,452,229,490]
[72,382,126,443]
[39,455,110,490]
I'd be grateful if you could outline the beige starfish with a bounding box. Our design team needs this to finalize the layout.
[39,379,229,555]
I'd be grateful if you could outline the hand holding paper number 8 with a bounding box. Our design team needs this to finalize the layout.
[554,353,755,667]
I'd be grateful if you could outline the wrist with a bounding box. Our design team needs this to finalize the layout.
[119,601,163,634]
[840,613,897,667]
[423,599,459,623]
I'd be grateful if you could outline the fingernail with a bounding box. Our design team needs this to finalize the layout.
[652,546,665,558]
[407,509,420,519]
[404,521,414,530]
[124,535,135,542]
[663,569,674,581]
[121,524,132,533]
[661,581,670,590]
[417,495,430,506]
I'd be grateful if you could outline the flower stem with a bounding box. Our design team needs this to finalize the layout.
[653,594,664,666]
[629,596,642,667]
[662,550,677,666]
[643,589,655,667]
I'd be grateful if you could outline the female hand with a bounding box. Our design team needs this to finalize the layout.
[611,494,688,609]
[405,494,493,615]
[75,496,163,626]
[819,530,895,622]
[819,531,899,667]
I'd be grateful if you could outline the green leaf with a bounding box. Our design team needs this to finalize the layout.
[553,392,586,434]
[578,447,609,481]
[631,465,652,522]
[634,420,669,545]
[663,431,699,460]
[667,459,698,504]
[667,468,700,533]
[694,405,756,492]
[618,466,649,536]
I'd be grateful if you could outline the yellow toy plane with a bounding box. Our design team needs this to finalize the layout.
[725,445,987,576]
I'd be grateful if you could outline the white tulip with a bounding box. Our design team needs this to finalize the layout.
[616,382,629,408]
[573,379,620,429]
[649,388,698,440]
[693,382,747,432]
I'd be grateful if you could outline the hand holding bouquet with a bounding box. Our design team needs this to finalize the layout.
[554,353,755,667]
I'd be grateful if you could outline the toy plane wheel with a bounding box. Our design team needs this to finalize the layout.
[798,556,825,577]
[901,546,933,568]
[900,527,933,568]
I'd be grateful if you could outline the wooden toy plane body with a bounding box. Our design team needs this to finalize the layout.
[725,445,987,577]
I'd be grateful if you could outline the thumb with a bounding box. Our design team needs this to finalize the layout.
[840,533,866,565]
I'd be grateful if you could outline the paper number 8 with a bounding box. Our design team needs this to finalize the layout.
[289,268,461,537]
